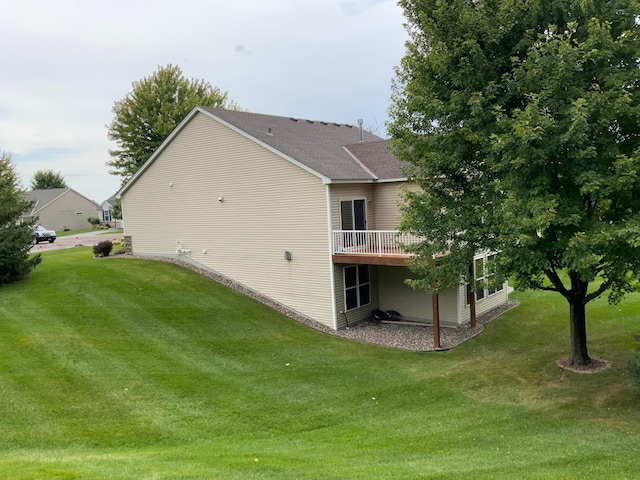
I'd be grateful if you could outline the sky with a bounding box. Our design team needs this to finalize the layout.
[0,0,408,204]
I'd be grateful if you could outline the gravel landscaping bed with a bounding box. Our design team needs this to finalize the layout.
[332,300,518,351]
[122,254,519,352]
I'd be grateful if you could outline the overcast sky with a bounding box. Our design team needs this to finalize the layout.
[0,0,408,203]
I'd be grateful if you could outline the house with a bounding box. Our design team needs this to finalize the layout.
[23,188,99,231]
[118,107,509,331]
[98,194,122,228]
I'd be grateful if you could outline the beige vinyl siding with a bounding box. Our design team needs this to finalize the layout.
[458,281,509,324]
[334,264,379,328]
[378,266,431,320]
[329,184,375,230]
[377,266,459,326]
[437,288,462,326]
[331,182,411,231]
[123,112,335,327]
[331,266,459,327]
[36,191,99,231]
[372,182,405,230]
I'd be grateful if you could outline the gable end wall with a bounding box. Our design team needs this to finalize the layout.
[122,112,335,327]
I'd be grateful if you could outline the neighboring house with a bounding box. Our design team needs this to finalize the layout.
[23,188,99,231]
[98,194,122,228]
[119,107,509,330]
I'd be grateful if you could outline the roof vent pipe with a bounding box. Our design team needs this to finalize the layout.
[358,118,364,143]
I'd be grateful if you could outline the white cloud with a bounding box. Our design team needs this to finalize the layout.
[338,0,389,16]
[0,0,407,202]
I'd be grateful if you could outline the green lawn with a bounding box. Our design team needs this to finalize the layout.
[0,248,638,479]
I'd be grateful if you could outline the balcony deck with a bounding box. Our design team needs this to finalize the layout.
[332,230,420,266]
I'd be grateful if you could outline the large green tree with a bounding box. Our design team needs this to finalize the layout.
[107,64,239,183]
[0,152,41,284]
[389,0,640,366]
[29,169,67,190]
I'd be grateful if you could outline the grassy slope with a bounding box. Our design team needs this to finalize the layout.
[0,248,638,479]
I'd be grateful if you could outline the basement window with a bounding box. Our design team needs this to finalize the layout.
[344,265,370,311]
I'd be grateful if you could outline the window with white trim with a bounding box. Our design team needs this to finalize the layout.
[475,257,485,301]
[344,265,370,311]
[472,254,503,301]
[487,254,503,295]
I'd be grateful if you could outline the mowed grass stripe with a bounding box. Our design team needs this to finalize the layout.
[0,247,638,478]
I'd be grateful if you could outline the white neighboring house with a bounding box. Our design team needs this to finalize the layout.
[23,188,99,231]
[98,194,123,228]
[118,107,509,331]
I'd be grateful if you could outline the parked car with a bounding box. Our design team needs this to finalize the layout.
[33,225,56,244]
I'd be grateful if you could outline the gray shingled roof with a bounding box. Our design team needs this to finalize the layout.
[24,188,99,215]
[201,107,406,182]
[343,140,407,180]
[23,188,68,215]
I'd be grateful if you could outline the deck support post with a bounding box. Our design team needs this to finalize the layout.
[431,279,440,350]
[468,263,476,329]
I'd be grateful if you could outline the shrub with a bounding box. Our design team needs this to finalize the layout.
[93,240,113,257]
[628,335,640,389]
[87,217,101,229]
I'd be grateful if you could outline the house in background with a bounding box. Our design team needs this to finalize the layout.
[118,107,509,331]
[98,194,122,228]
[23,188,99,231]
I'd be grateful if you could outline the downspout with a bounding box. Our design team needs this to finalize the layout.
[326,184,339,330]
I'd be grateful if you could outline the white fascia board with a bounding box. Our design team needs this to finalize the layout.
[326,177,408,185]
[326,179,375,185]
[374,177,409,183]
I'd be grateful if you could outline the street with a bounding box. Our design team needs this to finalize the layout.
[31,230,123,253]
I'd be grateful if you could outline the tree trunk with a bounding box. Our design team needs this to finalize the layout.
[568,298,590,366]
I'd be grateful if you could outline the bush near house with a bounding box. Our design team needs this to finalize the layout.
[111,238,125,255]
[93,240,113,257]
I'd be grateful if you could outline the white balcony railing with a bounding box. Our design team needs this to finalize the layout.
[333,230,423,256]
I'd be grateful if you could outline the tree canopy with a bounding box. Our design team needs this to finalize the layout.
[0,152,42,284]
[29,170,68,190]
[107,64,240,184]
[389,0,640,366]
[111,197,122,220]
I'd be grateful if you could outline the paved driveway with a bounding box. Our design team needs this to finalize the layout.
[31,230,123,253]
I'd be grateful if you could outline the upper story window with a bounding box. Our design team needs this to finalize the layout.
[340,199,366,230]
[340,199,367,248]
